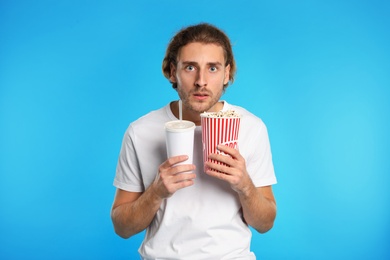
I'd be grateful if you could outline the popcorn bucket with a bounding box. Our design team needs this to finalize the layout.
[200,111,241,171]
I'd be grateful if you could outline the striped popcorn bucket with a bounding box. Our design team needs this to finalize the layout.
[200,112,241,172]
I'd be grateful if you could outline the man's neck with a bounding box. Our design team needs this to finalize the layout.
[170,101,224,126]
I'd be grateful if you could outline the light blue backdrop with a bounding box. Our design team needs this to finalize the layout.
[1,0,389,259]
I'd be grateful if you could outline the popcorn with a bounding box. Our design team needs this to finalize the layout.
[201,109,241,118]
[200,109,241,171]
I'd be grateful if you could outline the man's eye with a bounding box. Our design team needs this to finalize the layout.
[186,65,195,71]
[210,66,218,72]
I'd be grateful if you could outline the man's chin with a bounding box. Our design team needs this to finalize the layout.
[187,102,211,114]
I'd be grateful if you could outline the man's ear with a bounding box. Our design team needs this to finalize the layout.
[169,63,177,83]
[223,64,231,85]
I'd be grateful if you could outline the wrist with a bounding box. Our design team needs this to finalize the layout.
[148,182,165,202]
[237,179,256,197]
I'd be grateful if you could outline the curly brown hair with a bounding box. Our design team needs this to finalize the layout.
[162,23,236,89]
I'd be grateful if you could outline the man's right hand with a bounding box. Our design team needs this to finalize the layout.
[111,155,196,239]
[153,155,196,199]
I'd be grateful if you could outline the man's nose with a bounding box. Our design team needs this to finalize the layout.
[195,69,207,87]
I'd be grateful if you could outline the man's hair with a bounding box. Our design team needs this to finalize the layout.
[162,23,236,89]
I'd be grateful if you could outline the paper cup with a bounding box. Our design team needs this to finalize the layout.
[165,120,196,165]
[200,113,241,171]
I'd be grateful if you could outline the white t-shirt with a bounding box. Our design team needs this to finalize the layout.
[114,101,277,260]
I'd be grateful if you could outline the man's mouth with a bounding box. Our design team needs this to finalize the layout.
[193,93,209,100]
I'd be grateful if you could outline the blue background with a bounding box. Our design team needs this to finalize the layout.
[1,0,389,259]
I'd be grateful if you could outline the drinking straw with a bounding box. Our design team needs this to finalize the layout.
[179,99,182,122]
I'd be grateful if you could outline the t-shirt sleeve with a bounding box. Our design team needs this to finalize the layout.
[113,125,145,192]
[246,121,277,187]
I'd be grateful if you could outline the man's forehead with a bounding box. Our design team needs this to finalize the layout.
[177,42,225,62]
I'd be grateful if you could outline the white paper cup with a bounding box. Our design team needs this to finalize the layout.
[200,113,241,171]
[165,120,196,165]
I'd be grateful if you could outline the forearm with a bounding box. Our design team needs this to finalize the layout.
[238,184,277,234]
[111,184,163,238]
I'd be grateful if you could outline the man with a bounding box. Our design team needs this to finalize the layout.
[111,23,277,259]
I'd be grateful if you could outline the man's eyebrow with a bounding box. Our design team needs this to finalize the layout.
[181,61,224,66]
[207,62,223,66]
[181,61,198,66]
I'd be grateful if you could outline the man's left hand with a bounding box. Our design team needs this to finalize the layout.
[205,144,253,194]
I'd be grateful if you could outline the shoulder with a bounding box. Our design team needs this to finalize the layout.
[225,102,266,130]
[133,106,169,126]
[128,104,173,131]
[120,104,172,142]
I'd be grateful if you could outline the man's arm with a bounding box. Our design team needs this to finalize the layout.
[237,185,276,233]
[205,145,276,233]
[111,155,196,238]
[111,188,161,238]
